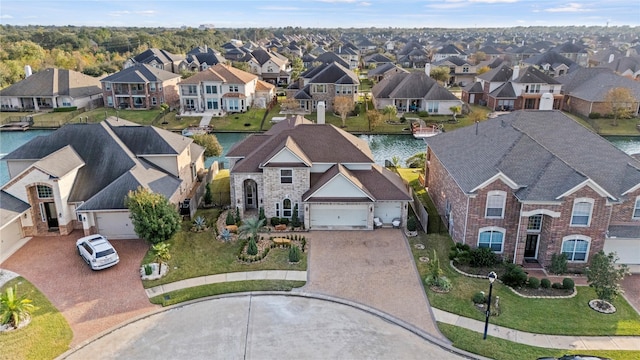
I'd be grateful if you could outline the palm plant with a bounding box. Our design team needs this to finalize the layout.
[238,217,265,241]
[151,242,171,275]
[1,285,36,328]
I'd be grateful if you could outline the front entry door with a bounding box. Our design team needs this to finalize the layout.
[524,234,539,258]
[245,181,257,209]
[44,202,59,229]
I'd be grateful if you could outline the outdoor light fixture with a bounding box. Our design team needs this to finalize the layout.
[483,271,497,340]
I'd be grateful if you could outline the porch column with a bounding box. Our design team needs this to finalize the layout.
[33,96,39,111]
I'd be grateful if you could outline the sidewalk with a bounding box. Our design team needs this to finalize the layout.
[144,270,307,298]
[433,308,640,351]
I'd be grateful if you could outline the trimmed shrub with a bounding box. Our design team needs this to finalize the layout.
[291,204,301,228]
[226,211,235,226]
[247,238,258,256]
[279,218,290,226]
[540,278,551,289]
[234,208,241,224]
[407,216,418,232]
[550,253,568,275]
[436,276,452,292]
[562,278,575,291]
[53,106,78,112]
[588,112,601,119]
[501,263,528,288]
[470,247,499,267]
[270,217,280,227]
[527,277,540,289]
[418,111,430,117]
[552,282,564,289]
[289,245,301,263]
[472,291,486,304]
[144,264,153,276]
[259,207,266,223]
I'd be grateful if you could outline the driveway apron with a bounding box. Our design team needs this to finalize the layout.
[300,229,443,340]
[0,232,158,347]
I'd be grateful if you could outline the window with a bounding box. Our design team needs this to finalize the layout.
[283,199,292,218]
[562,236,590,262]
[229,85,239,93]
[157,83,162,91]
[462,66,469,73]
[280,169,293,184]
[571,199,593,226]
[37,185,53,199]
[549,86,555,94]
[107,96,113,107]
[184,85,197,95]
[634,197,640,219]
[311,84,326,93]
[478,227,504,252]
[105,82,111,90]
[227,99,239,111]
[205,85,217,94]
[150,82,156,91]
[206,99,218,110]
[275,203,280,217]
[527,215,542,231]
[426,101,439,113]
[151,97,157,106]
[485,191,506,218]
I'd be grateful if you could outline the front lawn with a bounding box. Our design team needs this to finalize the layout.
[397,169,640,336]
[0,277,72,360]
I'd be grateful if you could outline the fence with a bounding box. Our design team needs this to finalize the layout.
[180,161,220,219]
[401,177,429,232]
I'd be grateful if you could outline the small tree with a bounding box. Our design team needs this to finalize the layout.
[367,109,383,131]
[151,242,171,275]
[289,245,301,263]
[247,238,258,256]
[586,251,630,303]
[125,187,181,244]
[405,152,426,170]
[603,87,637,126]
[391,155,400,168]
[225,210,236,226]
[234,207,241,224]
[0,285,36,328]
[238,217,265,242]
[430,66,450,85]
[258,207,266,223]
[204,183,213,206]
[333,96,355,128]
[192,133,223,157]
[449,105,461,121]
[291,204,301,228]
[383,104,397,121]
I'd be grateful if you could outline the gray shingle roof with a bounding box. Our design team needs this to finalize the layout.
[0,68,102,98]
[307,62,359,85]
[556,68,640,101]
[372,71,458,101]
[0,191,30,224]
[478,63,512,82]
[101,63,180,83]
[427,110,640,201]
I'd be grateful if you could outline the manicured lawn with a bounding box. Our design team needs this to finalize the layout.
[210,170,231,207]
[397,169,640,336]
[149,280,306,306]
[567,113,640,136]
[439,323,640,360]
[209,107,272,131]
[0,111,32,123]
[0,277,72,360]
[140,207,307,289]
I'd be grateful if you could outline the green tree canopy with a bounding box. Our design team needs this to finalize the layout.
[192,133,222,157]
[430,66,450,85]
[586,251,630,302]
[125,186,181,244]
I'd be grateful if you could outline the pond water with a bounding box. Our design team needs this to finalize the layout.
[2,131,639,186]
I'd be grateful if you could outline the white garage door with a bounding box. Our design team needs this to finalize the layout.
[0,218,24,261]
[374,202,402,223]
[603,239,640,265]
[310,204,368,229]
[96,212,138,239]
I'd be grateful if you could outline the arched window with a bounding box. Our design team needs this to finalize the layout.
[283,199,292,218]
[485,190,506,218]
[570,198,593,226]
[561,236,590,262]
[37,185,53,199]
[633,196,640,219]
[478,227,505,253]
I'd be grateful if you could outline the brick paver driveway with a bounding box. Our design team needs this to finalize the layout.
[301,229,444,340]
[0,232,157,347]
[622,274,640,315]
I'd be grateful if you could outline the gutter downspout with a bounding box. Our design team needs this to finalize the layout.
[463,195,470,245]
[513,201,523,264]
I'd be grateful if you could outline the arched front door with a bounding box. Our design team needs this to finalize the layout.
[244,179,258,209]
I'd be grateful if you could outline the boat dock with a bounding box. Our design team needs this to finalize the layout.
[0,121,31,131]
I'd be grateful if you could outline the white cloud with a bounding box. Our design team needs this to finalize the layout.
[360,2,372,6]
[136,10,156,16]
[426,0,466,9]
[544,3,591,13]
[469,0,518,3]
[257,6,301,11]
[108,11,130,17]
[0,14,13,19]
[316,0,358,3]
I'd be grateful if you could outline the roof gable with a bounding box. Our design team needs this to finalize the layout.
[304,164,374,201]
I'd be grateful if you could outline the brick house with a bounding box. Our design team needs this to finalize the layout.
[432,56,477,87]
[0,118,205,262]
[425,110,640,271]
[286,62,359,113]
[101,63,181,110]
[226,115,411,230]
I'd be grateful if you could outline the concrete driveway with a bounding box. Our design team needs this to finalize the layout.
[0,232,158,347]
[301,229,444,340]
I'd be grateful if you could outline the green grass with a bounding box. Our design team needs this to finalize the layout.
[0,277,72,360]
[209,107,273,132]
[210,170,231,206]
[149,280,306,306]
[568,114,640,136]
[396,170,640,337]
[439,323,640,360]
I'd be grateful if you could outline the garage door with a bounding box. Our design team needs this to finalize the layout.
[96,212,138,239]
[310,204,368,229]
[374,202,402,223]
[603,239,640,265]
[0,218,24,262]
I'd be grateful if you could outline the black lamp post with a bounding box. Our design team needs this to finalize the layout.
[483,271,497,340]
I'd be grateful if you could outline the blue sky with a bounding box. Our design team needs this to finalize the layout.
[1,0,638,28]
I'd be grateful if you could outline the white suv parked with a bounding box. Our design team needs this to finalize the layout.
[76,234,120,270]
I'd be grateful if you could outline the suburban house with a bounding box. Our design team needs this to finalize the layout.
[226,115,412,230]
[557,67,640,117]
[177,63,266,114]
[286,62,359,113]
[461,64,564,111]
[432,44,468,62]
[0,118,205,262]
[245,47,291,85]
[372,70,462,114]
[523,51,580,78]
[432,56,477,86]
[363,53,395,68]
[548,41,590,67]
[335,46,360,70]
[101,63,181,110]
[602,55,640,80]
[0,67,103,111]
[124,48,185,74]
[425,110,640,271]
[367,63,408,83]
[179,45,226,72]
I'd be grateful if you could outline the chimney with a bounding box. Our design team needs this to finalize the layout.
[24,65,32,78]
[317,101,326,124]
[425,63,431,76]
[512,65,520,81]
[539,93,554,110]
[338,45,342,53]
[608,54,615,63]
[204,44,208,53]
